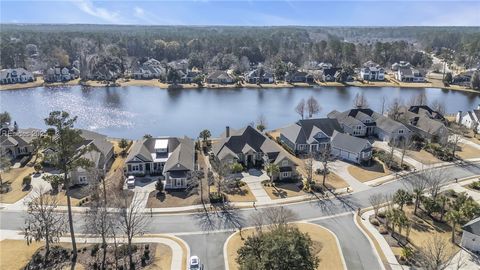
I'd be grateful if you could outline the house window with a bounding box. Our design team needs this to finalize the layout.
[281,172,291,178]
[175,178,185,187]
[167,179,171,186]
[282,160,288,166]
[399,130,404,134]
[79,176,87,183]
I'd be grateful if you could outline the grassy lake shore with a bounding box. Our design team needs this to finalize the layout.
[1,76,478,93]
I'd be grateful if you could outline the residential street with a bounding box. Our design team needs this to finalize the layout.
[1,162,480,270]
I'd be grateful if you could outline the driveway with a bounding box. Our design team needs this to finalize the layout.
[240,169,271,203]
[128,176,157,209]
[327,160,371,192]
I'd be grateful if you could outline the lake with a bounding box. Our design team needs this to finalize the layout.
[1,85,479,139]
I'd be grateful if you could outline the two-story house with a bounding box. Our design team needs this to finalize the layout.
[328,108,412,143]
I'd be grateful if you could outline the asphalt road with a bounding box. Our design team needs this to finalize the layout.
[312,214,381,270]
[1,161,480,270]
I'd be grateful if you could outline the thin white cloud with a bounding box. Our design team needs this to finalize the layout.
[134,6,144,17]
[74,0,121,23]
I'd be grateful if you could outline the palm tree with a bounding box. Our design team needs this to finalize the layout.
[199,129,211,150]
[393,189,412,211]
[412,187,424,215]
[265,163,279,185]
[446,210,462,243]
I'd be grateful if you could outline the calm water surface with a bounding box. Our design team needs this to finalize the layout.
[1,86,479,139]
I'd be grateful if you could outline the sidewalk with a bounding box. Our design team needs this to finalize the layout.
[2,160,478,215]
[360,210,407,270]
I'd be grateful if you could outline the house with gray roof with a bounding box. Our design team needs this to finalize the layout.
[278,118,343,154]
[69,130,114,186]
[330,131,372,164]
[394,67,425,82]
[0,68,34,85]
[457,104,480,133]
[0,127,41,162]
[213,126,297,180]
[398,105,448,144]
[245,69,274,84]
[125,136,195,189]
[206,70,235,84]
[359,61,385,81]
[328,108,412,143]
[461,216,480,252]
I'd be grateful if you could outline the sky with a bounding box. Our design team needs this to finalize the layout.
[1,0,479,26]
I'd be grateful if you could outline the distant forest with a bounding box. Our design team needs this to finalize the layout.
[1,25,479,72]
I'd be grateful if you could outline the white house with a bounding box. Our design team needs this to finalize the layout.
[391,61,411,71]
[461,217,480,253]
[359,61,385,81]
[0,68,34,84]
[394,67,425,82]
[457,105,480,133]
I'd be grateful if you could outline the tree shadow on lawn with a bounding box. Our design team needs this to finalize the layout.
[356,159,387,173]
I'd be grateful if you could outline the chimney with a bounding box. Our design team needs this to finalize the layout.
[457,111,462,123]
[226,126,230,138]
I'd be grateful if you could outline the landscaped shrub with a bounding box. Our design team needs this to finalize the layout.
[155,180,164,193]
[230,162,244,173]
[22,176,32,189]
[209,192,225,203]
[261,180,271,186]
[377,211,386,218]
[373,149,410,171]
[424,143,455,161]
[237,180,247,187]
[469,181,480,190]
[378,225,388,234]
[370,218,380,226]
[91,244,99,256]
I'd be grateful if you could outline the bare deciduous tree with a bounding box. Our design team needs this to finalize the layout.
[368,193,384,217]
[306,96,320,118]
[295,99,306,120]
[416,233,456,270]
[117,191,149,268]
[24,187,67,264]
[403,171,429,215]
[353,92,369,109]
[430,99,446,115]
[250,206,297,233]
[318,144,332,187]
[388,98,403,121]
[303,153,315,191]
[84,169,115,270]
[256,114,267,132]
[409,92,428,106]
